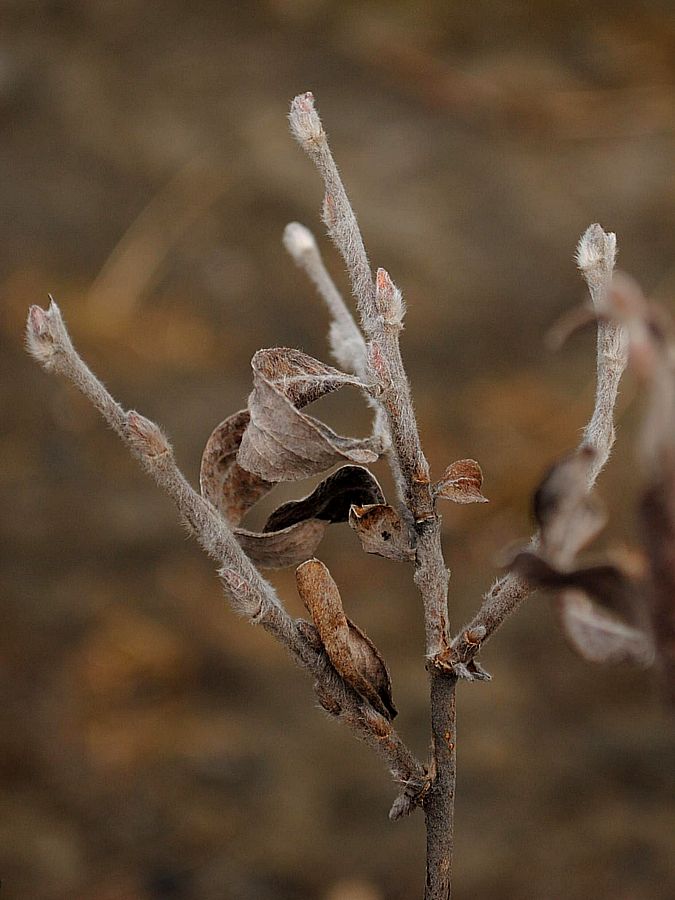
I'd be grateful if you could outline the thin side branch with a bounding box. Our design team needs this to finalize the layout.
[26,299,425,796]
[447,224,627,670]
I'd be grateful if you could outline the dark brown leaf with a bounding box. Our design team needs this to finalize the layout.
[295,559,397,719]
[200,409,273,526]
[233,520,326,569]
[237,348,384,482]
[263,465,384,532]
[348,504,416,561]
[433,459,488,504]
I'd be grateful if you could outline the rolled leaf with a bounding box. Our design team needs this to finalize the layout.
[296,559,397,719]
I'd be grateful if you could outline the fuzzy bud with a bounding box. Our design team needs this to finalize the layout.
[125,411,172,459]
[25,297,73,370]
[576,224,617,308]
[288,91,324,153]
[375,268,405,328]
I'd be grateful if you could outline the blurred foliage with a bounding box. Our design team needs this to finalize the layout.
[1,1,674,897]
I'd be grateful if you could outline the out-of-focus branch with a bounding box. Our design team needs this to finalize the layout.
[25,299,425,797]
[446,224,628,673]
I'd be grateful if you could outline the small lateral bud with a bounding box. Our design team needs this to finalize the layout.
[125,410,171,459]
[288,91,324,151]
[375,268,405,327]
[322,192,337,229]
[283,222,317,263]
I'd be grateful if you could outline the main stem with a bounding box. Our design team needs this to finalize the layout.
[374,320,456,899]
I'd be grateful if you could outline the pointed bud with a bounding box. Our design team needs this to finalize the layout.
[288,91,325,152]
[25,297,73,369]
[375,268,405,327]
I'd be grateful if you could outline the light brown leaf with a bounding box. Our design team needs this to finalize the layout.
[200,409,273,526]
[237,348,384,482]
[433,459,488,504]
[263,465,384,532]
[534,447,606,563]
[557,591,654,666]
[348,504,416,561]
[295,559,397,719]
[233,519,326,569]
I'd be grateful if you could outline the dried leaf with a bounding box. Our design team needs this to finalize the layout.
[264,465,384,532]
[558,591,654,666]
[534,448,606,562]
[511,552,641,622]
[200,409,273,526]
[433,459,488,504]
[237,348,383,482]
[349,504,416,561]
[233,519,326,569]
[296,559,397,719]
[511,552,653,666]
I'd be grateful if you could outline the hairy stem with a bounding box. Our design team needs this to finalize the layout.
[290,92,456,897]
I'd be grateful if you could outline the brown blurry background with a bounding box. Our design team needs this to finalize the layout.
[1,2,674,898]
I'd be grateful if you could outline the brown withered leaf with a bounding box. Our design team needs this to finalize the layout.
[511,552,653,666]
[233,519,326,569]
[557,591,654,666]
[534,448,606,562]
[433,459,488,504]
[237,348,383,482]
[511,552,641,622]
[263,465,384,532]
[200,409,273,526]
[348,504,416,561]
[296,559,397,719]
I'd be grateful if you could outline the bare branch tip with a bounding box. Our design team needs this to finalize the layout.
[283,221,317,262]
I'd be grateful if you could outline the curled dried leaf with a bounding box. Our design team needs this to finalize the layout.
[511,552,641,623]
[234,519,326,569]
[349,504,416,561]
[200,409,273,526]
[296,559,397,719]
[557,591,654,667]
[534,448,606,563]
[433,459,488,504]
[237,348,383,482]
[511,552,654,667]
[264,465,384,532]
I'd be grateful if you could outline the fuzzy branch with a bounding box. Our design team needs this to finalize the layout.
[290,92,455,899]
[447,224,627,672]
[26,299,425,797]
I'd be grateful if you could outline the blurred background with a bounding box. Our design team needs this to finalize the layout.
[1,1,674,898]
